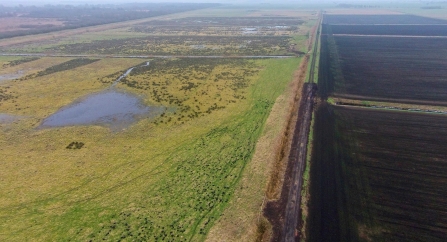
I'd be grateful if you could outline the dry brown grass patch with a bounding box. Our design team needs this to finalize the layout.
[265,56,307,200]
[0,17,65,33]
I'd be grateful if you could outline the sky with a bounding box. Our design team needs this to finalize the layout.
[1,0,246,5]
[0,0,421,7]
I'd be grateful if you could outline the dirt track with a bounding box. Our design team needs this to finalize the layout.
[282,83,316,241]
[264,83,316,242]
[263,13,320,242]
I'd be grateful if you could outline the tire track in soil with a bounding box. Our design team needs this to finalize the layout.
[264,83,316,242]
[263,13,320,242]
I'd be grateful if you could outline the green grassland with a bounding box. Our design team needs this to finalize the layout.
[0,56,301,241]
[0,7,316,241]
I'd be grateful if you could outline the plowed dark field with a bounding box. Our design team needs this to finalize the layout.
[307,105,447,242]
[308,14,447,242]
[323,14,447,25]
[334,36,447,103]
[319,22,447,104]
[331,24,447,36]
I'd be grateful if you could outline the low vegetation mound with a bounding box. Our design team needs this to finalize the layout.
[2,57,40,68]
[18,58,100,81]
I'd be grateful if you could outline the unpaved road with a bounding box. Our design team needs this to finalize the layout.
[282,13,320,242]
[263,83,317,242]
[264,13,320,241]
[282,83,316,241]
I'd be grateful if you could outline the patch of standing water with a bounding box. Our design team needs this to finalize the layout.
[0,70,24,82]
[0,113,20,124]
[40,61,165,131]
[40,90,165,131]
[111,61,149,87]
[241,27,258,34]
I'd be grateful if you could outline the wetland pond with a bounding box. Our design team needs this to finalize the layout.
[0,70,24,82]
[40,90,165,131]
[40,61,164,131]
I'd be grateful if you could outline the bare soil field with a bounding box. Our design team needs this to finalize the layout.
[330,24,447,36]
[323,14,447,24]
[319,16,447,104]
[308,13,447,242]
[307,105,447,242]
[331,36,447,103]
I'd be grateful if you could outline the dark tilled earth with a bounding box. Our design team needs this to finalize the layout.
[307,105,447,242]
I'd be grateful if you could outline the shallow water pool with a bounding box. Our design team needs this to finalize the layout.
[40,90,164,130]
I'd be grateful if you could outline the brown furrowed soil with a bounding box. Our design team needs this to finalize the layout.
[308,13,447,242]
[323,14,447,24]
[307,105,447,242]
[332,36,447,103]
[320,15,447,104]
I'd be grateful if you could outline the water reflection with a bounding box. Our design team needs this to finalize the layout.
[40,90,164,130]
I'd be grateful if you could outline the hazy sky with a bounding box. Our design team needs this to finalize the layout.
[0,0,415,7]
[0,0,254,5]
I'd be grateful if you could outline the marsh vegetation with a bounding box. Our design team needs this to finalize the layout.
[0,5,314,241]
